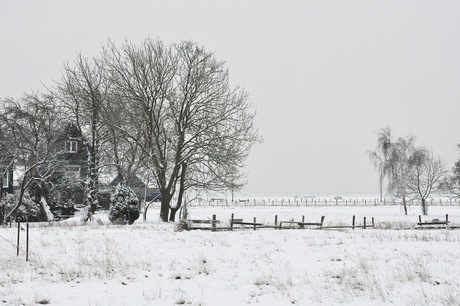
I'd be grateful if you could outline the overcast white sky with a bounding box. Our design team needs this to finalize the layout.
[1,1,460,196]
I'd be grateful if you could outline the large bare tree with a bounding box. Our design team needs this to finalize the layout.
[0,93,64,222]
[100,39,260,221]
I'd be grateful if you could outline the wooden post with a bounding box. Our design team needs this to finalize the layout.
[372,217,375,228]
[253,217,257,231]
[364,217,367,229]
[17,221,21,256]
[274,215,278,229]
[446,214,449,225]
[352,215,355,230]
[419,215,422,223]
[320,216,325,227]
[300,215,305,229]
[26,223,29,262]
[230,213,234,231]
[212,214,216,232]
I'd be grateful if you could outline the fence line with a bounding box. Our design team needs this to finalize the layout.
[183,198,460,207]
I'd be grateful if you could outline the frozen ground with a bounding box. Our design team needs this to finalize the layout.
[1,204,460,306]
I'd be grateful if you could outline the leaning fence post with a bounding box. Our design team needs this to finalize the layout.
[26,223,29,262]
[320,216,325,228]
[17,221,20,256]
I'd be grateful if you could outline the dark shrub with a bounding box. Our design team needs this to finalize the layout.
[108,184,140,225]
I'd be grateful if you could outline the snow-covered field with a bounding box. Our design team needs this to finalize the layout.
[1,204,460,306]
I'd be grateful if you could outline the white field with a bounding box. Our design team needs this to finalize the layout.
[1,203,460,306]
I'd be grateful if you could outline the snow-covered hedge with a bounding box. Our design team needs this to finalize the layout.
[108,184,140,225]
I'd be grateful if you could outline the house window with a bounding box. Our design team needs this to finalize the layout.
[65,165,81,178]
[65,141,78,153]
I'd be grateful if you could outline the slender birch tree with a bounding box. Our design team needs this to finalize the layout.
[367,127,393,201]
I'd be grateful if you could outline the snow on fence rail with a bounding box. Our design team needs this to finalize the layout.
[184,198,460,207]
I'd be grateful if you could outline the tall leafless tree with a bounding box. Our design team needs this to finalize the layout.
[387,135,416,215]
[100,39,260,221]
[367,127,393,201]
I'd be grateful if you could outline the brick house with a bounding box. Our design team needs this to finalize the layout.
[54,122,89,204]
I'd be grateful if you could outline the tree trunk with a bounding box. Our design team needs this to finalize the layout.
[169,163,187,222]
[402,195,408,215]
[421,198,428,215]
[159,192,172,222]
[169,207,179,222]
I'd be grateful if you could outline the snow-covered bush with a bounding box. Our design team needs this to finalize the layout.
[1,192,41,222]
[108,184,140,225]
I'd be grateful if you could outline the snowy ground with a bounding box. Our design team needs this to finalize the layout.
[1,204,460,306]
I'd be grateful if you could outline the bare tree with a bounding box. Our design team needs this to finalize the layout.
[367,127,393,201]
[100,39,260,221]
[0,93,64,222]
[405,149,447,215]
[387,135,416,215]
[440,145,460,198]
[57,53,110,214]
[0,130,15,224]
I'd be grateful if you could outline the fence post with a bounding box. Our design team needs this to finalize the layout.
[253,217,257,231]
[212,214,216,232]
[17,221,20,256]
[364,217,367,229]
[274,215,278,229]
[26,223,29,262]
[352,216,355,230]
[230,213,234,231]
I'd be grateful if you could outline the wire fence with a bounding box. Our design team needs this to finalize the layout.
[182,197,460,207]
